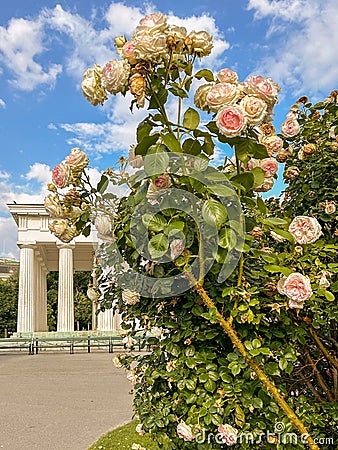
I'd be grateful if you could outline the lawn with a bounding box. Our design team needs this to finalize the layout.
[88,420,157,450]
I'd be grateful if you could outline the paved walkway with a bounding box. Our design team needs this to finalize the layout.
[0,352,133,450]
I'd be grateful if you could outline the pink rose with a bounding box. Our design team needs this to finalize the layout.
[260,157,279,177]
[283,273,313,307]
[122,41,138,64]
[52,162,72,188]
[136,12,168,34]
[218,424,238,446]
[281,118,300,138]
[288,216,322,244]
[206,82,240,112]
[177,422,194,442]
[216,105,247,138]
[153,173,171,189]
[216,68,238,84]
[246,75,280,104]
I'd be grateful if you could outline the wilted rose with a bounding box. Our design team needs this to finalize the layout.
[206,82,240,112]
[276,150,289,163]
[154,173,171,189]
[281,118,300,138]
[319,272,331,288]
[122,289,140,305]
[289,216,322,244]
[170,239,184,260]
[270,231,286,243]
[52,162,72,189]
[218,424,238,446]
[260,122,275,136]
[112,355,123,368]
[136,424,145,436]
[217,68,238,83]
[126,370,137,386]
[122,335,137,349]
[302,143,316,156]
[102,59,130,95]
[285,166,300,179]
[324,201,336,214]
[81,64,108,106]
[194,83,214,111]
[49,219,78,243]
[239,95,268,125]
[167,25,187,51]
[177,421,195,442]
[166,361,175,372]
[216,105,247,138]
[263,135,283,156]
[129,73,146,108]
[94,214,112,240]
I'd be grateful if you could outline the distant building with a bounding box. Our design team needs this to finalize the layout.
[0,258,19,280]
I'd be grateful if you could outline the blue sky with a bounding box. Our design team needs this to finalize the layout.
[1,0,338,258]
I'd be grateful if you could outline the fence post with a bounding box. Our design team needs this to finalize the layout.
[87,337,91,353]
[35,338,39,355]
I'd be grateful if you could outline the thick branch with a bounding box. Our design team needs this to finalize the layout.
[307,326,338,372]
[304,350,334,402]
[193,281,320,450]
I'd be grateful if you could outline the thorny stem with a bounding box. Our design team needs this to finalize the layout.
[306,324,338,372]
[192,278,320,450]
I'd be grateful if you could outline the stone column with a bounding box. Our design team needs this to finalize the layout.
[35,255,48,332]
[57,243,75,332]
[17,242,36,333]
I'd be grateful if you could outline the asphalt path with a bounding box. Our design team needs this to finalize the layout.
[0,352,133,450]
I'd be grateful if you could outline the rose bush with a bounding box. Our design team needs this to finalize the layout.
[46,12,337,450]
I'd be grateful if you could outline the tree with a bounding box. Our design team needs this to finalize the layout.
[0,272,19,335]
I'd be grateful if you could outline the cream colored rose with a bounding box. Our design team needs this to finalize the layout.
[102,59,130,95]
[122,41,138,64]
[44,194,64,218]
[185,30,213,56]
[206,82,240,112]
[254,176,274,193]
[170,239,184,260]
[262,135,283,156]
[281,118,300,138]
[122,335,137,349]
[122,289,140,305]
[324,201,336,214]
[167,25,187,51]
[112,355,123,368]
[217,68,238,84]
[194,83,214,111]
[128,146,144,168]
[65,148,89,172]
[177,421,195,442]
[239,95,268,125]
[126,370,137,385]
[49,219,78,243]
[94,214,112,240]
[133,30,168,61]
[135,12,168,34]
[288,216,322,244]
[81,64,108,106]
[136,424,145,436]
[319,272,331,288]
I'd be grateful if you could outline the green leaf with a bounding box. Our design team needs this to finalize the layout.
[182,138,201,155]
[134,134,159,156]
[207,185,235,197]
[204,379,216,392]
[148,233,169,258]
[202,199,227,227]
[324,290,335,301]
[279,358,288,371]
[161,132,182,153]
[263,265,293,276]
[144,148,169,175]
[194,69,214,82]
[252,398,263,409]
[257,196,267,214]
[264,217,288,227]
[186,379,197,391]
[202,135,215,156]
[251,167,266,188]
[137,119,153,143]
[168,84,189,99]
[231,173,254,192]
[97,175,109,194]
[252,339,261,349]
[142,213,167,232]
[148,87,168,109]
[183,107,200,130]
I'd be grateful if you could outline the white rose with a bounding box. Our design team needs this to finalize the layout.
[239,95,268,125]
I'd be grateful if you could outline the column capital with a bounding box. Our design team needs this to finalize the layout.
[17,241,36,249]
[57,242,75,250]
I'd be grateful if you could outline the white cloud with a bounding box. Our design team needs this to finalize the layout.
[247,0,338,96]
[0,98,6,108]
[0,16,62,91]
[0,216,19,259]
[0,170,10,180]
[25,163,52,184]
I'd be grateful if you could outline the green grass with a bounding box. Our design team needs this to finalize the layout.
[87,420,157,450]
